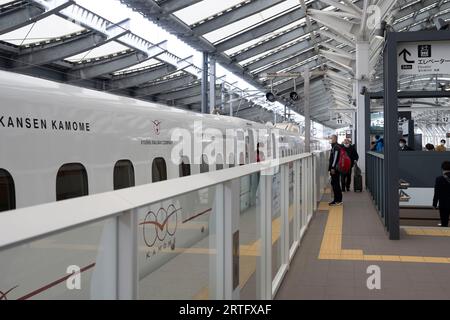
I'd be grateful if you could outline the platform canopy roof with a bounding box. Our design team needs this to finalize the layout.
[1,0,450,131]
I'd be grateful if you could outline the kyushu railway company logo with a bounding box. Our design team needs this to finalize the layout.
[140,204,181,260]
[152,120,162,136]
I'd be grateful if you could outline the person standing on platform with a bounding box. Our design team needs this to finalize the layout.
[340,139,359,192]
[328,135,342,206]
[436,139,447,152]
[433,161,450,227]
[399,138,413,151]
[375,135,384,152]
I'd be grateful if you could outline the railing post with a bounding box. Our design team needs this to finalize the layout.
[214,183,225,300]
[281,164,289,267]
[224,179,239,300]
[117,210,138,300]
[301,158,307,231]
[294,160,300,246]
[259,170,272,300]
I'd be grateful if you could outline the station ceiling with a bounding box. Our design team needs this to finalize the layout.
[1,0,449,130]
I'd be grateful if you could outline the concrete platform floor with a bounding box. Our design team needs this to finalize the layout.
[275,191,450,300]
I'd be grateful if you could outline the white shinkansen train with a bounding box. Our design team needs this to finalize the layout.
[0,70,327,299]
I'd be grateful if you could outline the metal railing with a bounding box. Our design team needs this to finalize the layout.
[0,151,329,300]
[366,151,387,227]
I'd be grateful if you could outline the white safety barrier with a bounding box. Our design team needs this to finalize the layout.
[0,151,329,300]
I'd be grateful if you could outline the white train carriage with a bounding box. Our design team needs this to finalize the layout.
[0,71,321,299]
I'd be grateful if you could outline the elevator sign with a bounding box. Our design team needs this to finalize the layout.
[398,41,450,76]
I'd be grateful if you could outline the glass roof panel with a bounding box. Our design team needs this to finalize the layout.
[173,0,245,25]
[225,19,307,56]
[66,41,130,63]
[202,1,301,43]
[0,15,85,46]
[113,58,161,75]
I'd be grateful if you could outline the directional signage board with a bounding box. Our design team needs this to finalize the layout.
[398,41,450,76]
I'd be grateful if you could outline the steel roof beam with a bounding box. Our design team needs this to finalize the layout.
[191,0,285,36]
[316,29,355,48]
[245,40,316,73]
[156,84,203,101]
[134,74,197,97]
[0,0,74,35]
[160,0,203,14]
[320,42,355,60]
[68,42,166,80]
[69,51,146,80]
[232,24,318,63]
[12,31,105,68]
[175,90,222,106]
[12,21,128,69]
[274,74,324,96]
[257,49,317,76]
[215,7,306,52]
[110,64,177,89]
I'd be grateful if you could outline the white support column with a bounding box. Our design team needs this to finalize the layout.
[212,183,225,300]
[355,41,370,175]
[303,68,311,153]
[259,171,272,300]
[301,158,307,237]
[282,164,289,266]
[201,52,209,114]
[117,210,138,300]
[209,55,217,113]
[224,179,240,300]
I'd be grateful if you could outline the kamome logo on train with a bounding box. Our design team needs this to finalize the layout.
[0,286,18,300]
[0,116,91,132]
[140,205,181,259]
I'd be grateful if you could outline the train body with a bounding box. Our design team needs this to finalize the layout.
[0,71,326,299]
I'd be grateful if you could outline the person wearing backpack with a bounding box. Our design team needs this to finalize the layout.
[328,135,343,206]
[433,161,450,227]
[340,139,359,192]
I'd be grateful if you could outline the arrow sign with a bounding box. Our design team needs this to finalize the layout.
[399,49,415,64]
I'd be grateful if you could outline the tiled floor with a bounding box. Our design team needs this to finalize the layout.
[275,191,450,300]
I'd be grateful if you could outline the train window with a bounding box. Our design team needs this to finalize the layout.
[152,158,167,182]
[114,160,135,190]
[228,154,235,168]
[200,155,209,173]
[239,153,245,166]
[0,169,15,212]
[179,157,191,177]
[216,154,224,171]
[56,163,88,201]
[245,135,250,164]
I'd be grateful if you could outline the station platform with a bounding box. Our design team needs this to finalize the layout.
[276,191,450,300]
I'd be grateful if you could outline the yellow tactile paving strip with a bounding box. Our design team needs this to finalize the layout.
[318,204,450,264]
[403,227,450,237]
[318,201,330,211]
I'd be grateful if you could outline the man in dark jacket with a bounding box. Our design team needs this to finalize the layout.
[433,161,450,227]
[399,138,413,151]
[328,135,342,206]
[340,139,359,192]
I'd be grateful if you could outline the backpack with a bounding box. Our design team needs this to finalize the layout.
[337,147,352,174]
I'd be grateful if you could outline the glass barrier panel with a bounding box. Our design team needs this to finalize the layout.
[239,172,261,300]
[288,162,295,250]
[137,185,218,300]
[271,167,282,281]
[298,161,303,232]
[0,218,114,300]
